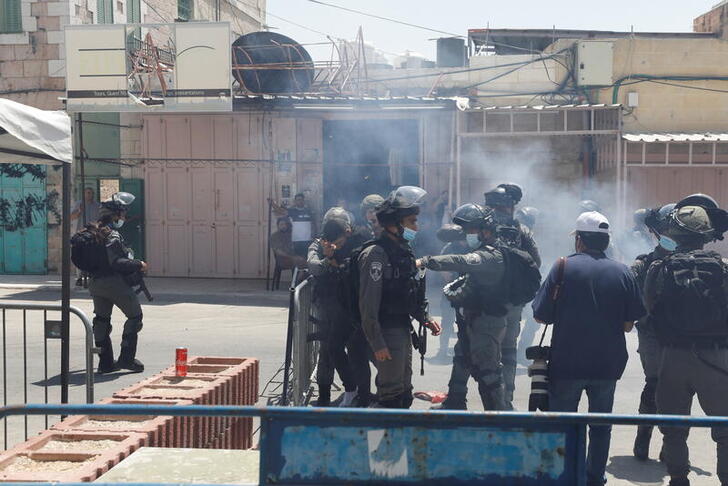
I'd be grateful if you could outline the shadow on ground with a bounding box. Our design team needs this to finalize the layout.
[32,369,142,387]
[607,455,713,484]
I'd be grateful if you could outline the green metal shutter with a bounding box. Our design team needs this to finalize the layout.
[127,0,140,23]
[177,0,191,20]
[96,0,113,24]
[0,0,23,33]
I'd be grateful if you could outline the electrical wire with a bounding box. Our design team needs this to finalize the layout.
[307,0,464,38]
[645,78,728,94]
[139,0,171,23]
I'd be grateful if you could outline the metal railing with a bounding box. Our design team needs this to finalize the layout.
[3,404,728,485]
[281,269,319,406]
[0,303,95,450]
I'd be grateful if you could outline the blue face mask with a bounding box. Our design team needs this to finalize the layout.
[466,233,481,249]
[112,219,125,229]
[402,227,417,242]
[658,235,678,252]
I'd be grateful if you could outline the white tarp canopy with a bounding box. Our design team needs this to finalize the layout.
[0,97,72,164]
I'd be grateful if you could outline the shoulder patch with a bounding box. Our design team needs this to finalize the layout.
[465,253,482,265]
[369,261,383,281]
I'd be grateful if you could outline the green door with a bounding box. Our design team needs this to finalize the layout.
[0,165,48,274]
[119,178,144,260]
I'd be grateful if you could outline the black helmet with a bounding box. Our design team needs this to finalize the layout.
[452,203,495,230]
[515,206,539,229]
[645,203,676,234]
[497,183,523,205]
[675,193,719,210]
[99,192,135,219]
[484,187,514,208]
[376,186,426,226]
[578,200,601,213]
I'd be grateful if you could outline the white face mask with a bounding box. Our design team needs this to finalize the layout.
[466,233,481,249]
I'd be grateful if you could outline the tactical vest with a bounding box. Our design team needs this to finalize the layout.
[376,236,419,325]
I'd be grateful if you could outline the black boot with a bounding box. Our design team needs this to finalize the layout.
[116,358,144,373]
[315,386,331,407]
[668,477,690,486]
[633,425,653,460]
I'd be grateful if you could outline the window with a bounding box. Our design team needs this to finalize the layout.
[177,0,192,21]
[0,0,22,33]
[127,0,140,23]
[96,0,114,23]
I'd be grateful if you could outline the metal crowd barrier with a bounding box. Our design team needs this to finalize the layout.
[0,303,95,450]
[281,268,319,406]
[3,404,728,485]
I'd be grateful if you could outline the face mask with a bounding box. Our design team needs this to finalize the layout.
[658,235,678,252]
[112,219,125,229]
[402,227,417,242]
[466,233,481,249]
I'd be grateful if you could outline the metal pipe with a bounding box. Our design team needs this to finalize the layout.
[4,404,728,429]
[61,162,71,405]
[281,267,299,405]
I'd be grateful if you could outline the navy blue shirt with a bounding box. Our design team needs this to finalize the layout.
[532,251,645,380]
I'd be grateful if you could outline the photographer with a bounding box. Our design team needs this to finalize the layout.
[88,192,148,374]
[532,211,644,486]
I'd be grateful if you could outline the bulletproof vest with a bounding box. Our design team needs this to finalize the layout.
[313,242,352,305]
[376,235,419,319]
[497,221,523,249]
[633,246,669,289]
[653,249,728,344]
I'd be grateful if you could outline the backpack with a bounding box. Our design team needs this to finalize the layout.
[70,225,110,274]
[653,250,728,340]
[496,243,542,306]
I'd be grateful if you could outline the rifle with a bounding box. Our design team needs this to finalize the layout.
[134,277,153,302]
[411,266,428,376]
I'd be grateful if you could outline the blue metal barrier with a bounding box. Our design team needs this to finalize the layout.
[3,404,728,486]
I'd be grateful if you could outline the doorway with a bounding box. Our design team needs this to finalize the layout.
[323,119,420,212]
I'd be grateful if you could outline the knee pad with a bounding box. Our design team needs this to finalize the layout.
[123,314,143,335]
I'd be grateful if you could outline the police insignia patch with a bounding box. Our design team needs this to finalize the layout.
[465,253,482,265]
[370,261,383,281]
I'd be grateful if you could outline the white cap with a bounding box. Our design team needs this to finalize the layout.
[573,211,610,234]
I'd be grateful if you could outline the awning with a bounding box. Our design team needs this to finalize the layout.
[623,133,728,143]
[0,98,72,164]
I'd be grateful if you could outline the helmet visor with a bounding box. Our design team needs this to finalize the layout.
[388,186,427,209]
[113,192,136,206]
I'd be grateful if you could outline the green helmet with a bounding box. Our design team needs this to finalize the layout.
[361,194,385,213]
[668,206,713,238]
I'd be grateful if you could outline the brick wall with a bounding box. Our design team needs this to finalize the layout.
[694,4,728,39]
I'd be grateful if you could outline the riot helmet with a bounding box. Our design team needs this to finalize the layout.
[515,206,539,230]
[633,208,648,226]
[376,186,426,227]
[484,187,515,208]
[578,200,601,214]
[667,206,714,241]
[645,203,676,235]
[360,194,385,214]
[99,192,135,220]
[497,183,523,205]
[452,203,495,230]
[436,224,465,243]
[323,206,352,228]
[675,193,718,211]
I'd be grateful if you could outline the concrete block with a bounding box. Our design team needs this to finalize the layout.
[48,59,65,77]
[46,30,64,44]
[31,2,48,17]
[23,16,37,31]
[47,1,70,16]
[0,46,15,61]
[0,33,29,45]
[23,59,47,76]
[37,15,60,30]
[0,60,24,77]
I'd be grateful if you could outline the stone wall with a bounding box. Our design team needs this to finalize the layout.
[694,3,728,40]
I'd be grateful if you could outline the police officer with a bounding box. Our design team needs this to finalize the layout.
[355,194,385,241]
[485,184,541,409]
[308,207,358,406]
[89,192,147,374]
[631,203,675,460]
[417,203,508,411]
[618,209,655,263]
[645,205,728,486]
[515,206,541,361]
[357,186,441,409]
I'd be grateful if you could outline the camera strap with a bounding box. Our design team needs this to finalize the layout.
[539,257,567,347]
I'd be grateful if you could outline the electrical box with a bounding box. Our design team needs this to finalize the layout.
[577,41,614,86]
[627,92,639,107]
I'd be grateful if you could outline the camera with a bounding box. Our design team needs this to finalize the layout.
[526,345,550,412]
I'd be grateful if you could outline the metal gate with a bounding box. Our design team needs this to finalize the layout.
[144,160,270,278]
[0,165,47,274]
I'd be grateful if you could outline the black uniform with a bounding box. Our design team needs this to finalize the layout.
[88,226,144,372]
